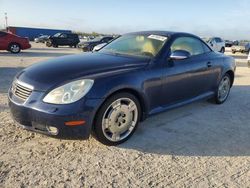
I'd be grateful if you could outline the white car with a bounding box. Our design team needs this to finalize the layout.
[203,37,225,53]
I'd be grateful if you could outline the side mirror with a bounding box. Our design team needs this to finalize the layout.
[169,50,191,60]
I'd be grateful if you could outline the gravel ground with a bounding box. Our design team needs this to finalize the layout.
[0,43,249,188]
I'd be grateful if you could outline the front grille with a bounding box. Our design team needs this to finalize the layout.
[12,80,33,101]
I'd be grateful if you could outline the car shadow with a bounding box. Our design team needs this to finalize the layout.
[236,61,249,67]
[0,51,77,58]
[119,85,250,156]
[30,47,79,51]
[0,67,25,93]
[231,54,248,60]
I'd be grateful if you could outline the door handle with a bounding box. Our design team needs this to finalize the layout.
[207,62,212,67]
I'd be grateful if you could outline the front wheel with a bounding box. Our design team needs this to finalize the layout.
[93,92,141,145]
[46,41,52,47]
[215,74,231,104]
[9,43,21,53]
[220,47,225,53]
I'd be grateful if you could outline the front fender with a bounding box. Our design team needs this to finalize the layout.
[86,68,150,118]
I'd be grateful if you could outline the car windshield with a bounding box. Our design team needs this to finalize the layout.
[90,36,104,42]
[40,35,48,38]
[100,34,167,58]
[53,33,61,37]
[202,38,211,43]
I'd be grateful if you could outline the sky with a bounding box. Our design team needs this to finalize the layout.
[0,0,250,40]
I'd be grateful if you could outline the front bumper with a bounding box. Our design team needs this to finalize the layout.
[8,89,103,139]
[22,43,31,50]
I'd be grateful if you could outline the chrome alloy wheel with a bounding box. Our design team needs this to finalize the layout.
[102,98,138,142]
[10,44,20,53]
[218,76,230,102]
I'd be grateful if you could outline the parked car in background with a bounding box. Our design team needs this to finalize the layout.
[46,33,80,48]
[231,42,250,54]
[78,36,114,52]
[8,31,236,145]
[232,40,239,46]
[203,37,225,53]
[248,51,250,67]
[0,31,31,53]
[225,40,233,47]
[34,35,49,43]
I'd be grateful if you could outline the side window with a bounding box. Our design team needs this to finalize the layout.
[60,34,67,38]
[107,37,113,42]
[171,37,205,56]
[102,37,113,43]
[202,42,212,53]
[0,32,7,37]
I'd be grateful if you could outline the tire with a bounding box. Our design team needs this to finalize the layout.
[214,74,231,104]
[8,43,21,54]
[46,41,52,47]
[92,92,141,145]
[232,50,236,54]
[90,46,94,51]
[220,47,225,53]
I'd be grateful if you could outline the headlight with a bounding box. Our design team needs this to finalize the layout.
[82,43,89,47]
[43,79,94,104]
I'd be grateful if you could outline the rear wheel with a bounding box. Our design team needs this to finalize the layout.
[215,74,231,104]
[9,43,21,53]
[220,47,225,53]
[93,92,141,145]
[46,41,52,47]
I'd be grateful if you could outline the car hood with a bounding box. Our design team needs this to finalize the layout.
[16,52,149,91]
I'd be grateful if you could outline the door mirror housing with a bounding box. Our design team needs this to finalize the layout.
[169,50,191,60]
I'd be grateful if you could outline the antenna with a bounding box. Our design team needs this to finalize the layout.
[4,12,8,29]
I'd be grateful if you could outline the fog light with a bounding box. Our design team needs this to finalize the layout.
[46,126,58,135]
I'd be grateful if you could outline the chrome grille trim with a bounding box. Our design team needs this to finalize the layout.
[12,80,33,101]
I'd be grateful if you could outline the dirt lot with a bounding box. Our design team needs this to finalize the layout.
[0,43,249,188]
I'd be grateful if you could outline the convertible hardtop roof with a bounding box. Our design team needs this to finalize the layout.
[126,30,198,38]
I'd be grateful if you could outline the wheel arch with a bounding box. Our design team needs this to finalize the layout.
[94,87,149,125]
[225,70,234,87]
[8,42,21,50]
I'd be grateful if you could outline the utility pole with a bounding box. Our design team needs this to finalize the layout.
[4,12,8,30]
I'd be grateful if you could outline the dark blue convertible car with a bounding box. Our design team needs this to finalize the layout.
[8,31,236,145]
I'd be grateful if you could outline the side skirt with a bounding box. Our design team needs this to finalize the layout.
[148,91,215,116]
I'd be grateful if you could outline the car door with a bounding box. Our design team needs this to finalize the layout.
[210,38,217,51]
[67,34,75,45]
[215,38,222,51]
[161,36,212,106]
[0,32,8,50]
[58,33,67,45]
